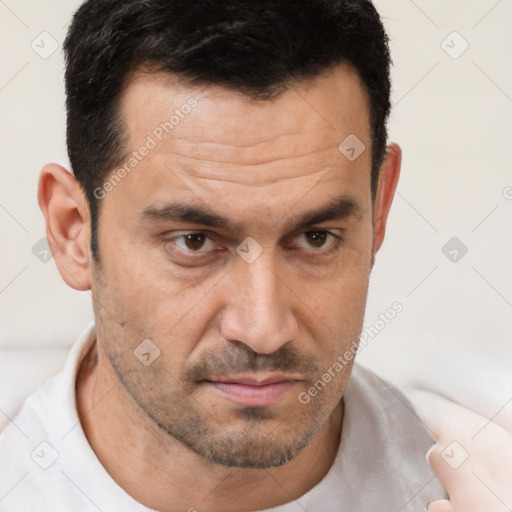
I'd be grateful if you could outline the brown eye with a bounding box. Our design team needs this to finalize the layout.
[289,230,344,257]
[183,233,207,251]
[165,232,217,254]
[304,231,328,249]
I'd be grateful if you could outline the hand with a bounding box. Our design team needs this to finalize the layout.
[409,390,512,512]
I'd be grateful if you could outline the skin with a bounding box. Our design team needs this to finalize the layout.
[38,62,401,511]
[418,392,512,512]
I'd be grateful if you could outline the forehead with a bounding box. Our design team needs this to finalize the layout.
[110,63,372,218]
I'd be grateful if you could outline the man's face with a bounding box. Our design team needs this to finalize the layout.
[91,63,375,468]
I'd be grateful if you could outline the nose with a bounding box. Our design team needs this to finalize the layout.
[219,252,299,354]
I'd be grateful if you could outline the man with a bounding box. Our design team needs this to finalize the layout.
[0,0,447,510]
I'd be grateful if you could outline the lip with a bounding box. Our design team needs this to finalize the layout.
[204,373,302,407]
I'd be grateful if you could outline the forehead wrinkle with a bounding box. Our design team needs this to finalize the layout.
[185,166,333,188]
[158,150,345,190]
[168,130,336,151]
[161,142,342,168]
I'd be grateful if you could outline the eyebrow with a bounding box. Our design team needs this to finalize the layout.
[138,195,362,233]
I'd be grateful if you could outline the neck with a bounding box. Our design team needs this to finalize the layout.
[76,340,344,512]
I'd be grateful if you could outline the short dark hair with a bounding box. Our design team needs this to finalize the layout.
[63,0,392,260]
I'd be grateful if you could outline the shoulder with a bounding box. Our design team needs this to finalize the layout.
[347,363,419,418]
[0,371,68,510]
[339,363,447,509]
[345,363,435,452]
[0,323,97,510]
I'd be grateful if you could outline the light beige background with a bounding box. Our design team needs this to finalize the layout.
[0,1,511,411]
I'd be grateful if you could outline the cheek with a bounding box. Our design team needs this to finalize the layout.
[99,234,195,323]
[297,245,372,382]
[304,239,372,327]
[95,252,219,370]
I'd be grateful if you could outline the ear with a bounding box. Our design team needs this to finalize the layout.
[37,163,92,291]
[372,143,401,262]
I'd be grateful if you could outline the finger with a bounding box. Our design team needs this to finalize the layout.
[427,499,453,512]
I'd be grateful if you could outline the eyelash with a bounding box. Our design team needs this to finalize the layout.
[162,230,344,261]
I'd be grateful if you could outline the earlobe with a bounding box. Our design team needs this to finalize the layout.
[372,143,402,258]
[37,163,92,291]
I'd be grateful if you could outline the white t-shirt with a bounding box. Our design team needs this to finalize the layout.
[0,322,446,511]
